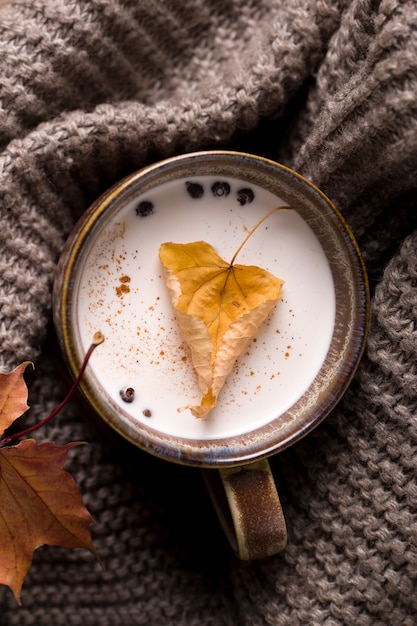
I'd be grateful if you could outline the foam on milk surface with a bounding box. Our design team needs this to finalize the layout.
[75,176,335,439]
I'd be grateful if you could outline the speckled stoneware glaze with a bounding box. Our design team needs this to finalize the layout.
[54,150,369,466]
[54,151,369,559]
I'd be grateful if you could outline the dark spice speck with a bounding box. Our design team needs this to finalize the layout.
[237,187,255,205]
[136,200,154,217]
[211,181,231,197]
[185,181,204,199]
[120,387,135,403]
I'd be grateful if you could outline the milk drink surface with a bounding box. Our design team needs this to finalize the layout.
[75,176,336,439]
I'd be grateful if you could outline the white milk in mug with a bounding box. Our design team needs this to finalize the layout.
[74,175,335,440]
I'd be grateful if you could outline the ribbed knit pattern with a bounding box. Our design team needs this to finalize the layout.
[0,0,416,623]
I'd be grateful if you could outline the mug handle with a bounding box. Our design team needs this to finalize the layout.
[202,458,287,559]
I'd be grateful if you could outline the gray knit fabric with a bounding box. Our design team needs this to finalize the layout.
[1,0,417,623]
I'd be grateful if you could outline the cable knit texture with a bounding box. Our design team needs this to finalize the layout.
[0,0,416,624]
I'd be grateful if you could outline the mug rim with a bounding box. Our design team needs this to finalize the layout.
[53,150,370,467]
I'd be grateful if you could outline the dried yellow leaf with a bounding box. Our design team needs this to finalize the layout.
[159,240,283,418]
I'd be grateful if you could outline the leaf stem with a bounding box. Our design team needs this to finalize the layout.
[229,205,292,266]
[0,332,104,447]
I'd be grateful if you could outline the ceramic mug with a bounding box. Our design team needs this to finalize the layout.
[53,151,369,559]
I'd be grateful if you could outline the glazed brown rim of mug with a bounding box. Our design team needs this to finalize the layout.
[53,150,370,468]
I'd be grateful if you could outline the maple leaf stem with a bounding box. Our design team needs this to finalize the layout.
[0,332,104,447]
[229,205,292,266]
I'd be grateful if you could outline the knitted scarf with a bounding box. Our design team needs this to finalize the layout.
[1,0,416,623]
